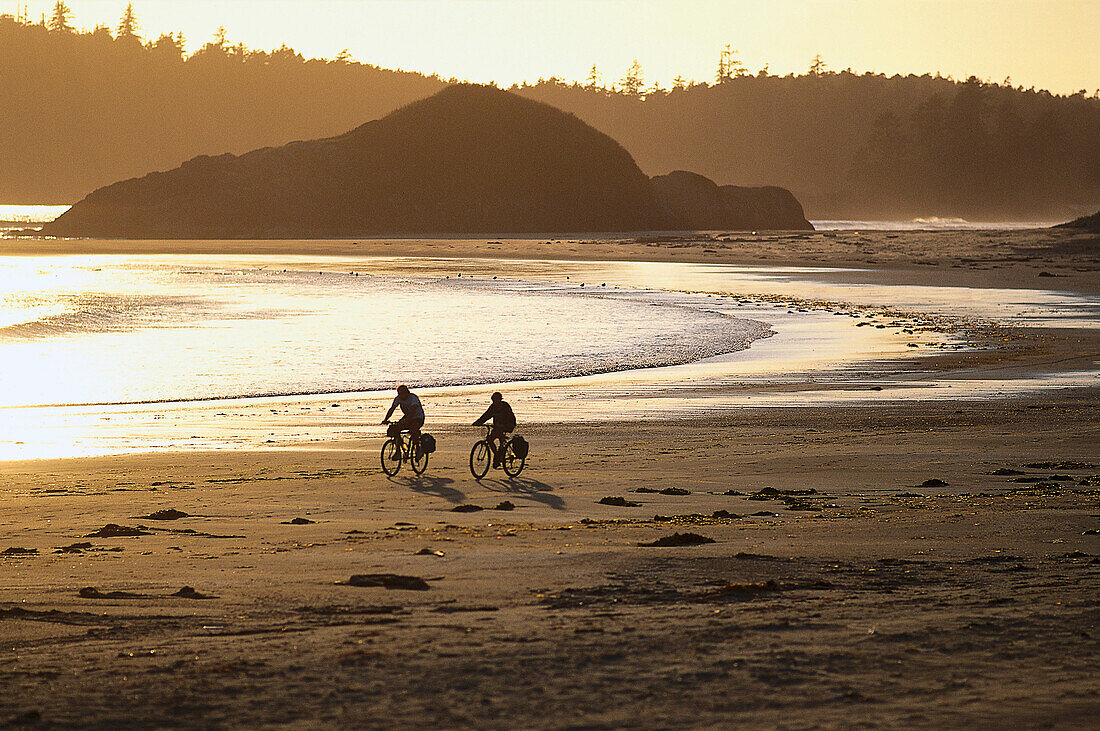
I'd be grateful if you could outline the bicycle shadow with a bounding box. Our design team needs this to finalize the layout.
[392,474,466,504]
[477,475,565,510]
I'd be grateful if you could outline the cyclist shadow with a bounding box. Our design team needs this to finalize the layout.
[478,475,565,511]
[393,475,466,504]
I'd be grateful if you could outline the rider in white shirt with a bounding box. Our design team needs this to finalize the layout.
[382,385,425,455]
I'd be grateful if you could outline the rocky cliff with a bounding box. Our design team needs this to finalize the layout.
[43,85,812,238]
[651,170,813,231]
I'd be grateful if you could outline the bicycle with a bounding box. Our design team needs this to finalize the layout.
[469,426,526,479]
[380,424,428,476]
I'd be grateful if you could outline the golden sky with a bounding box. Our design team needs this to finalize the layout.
[10,0,1099,94]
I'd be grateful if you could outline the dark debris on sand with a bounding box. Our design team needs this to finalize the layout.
[1026,461,1097,470]
[55,542,94,554]
[85,524,151,538]
[172,586,216,599]
[599,496,642,507]
[2,547,38,556]
[919,478,949,487]
[639,532,716,547]
[138,509,190,521]
[342,574,431,590]
[451,504,483,513]
[492,501,515,511]
[282,517,315,525]
[748,487,823,511]
[78,587,145,599]
[748,487,818,499]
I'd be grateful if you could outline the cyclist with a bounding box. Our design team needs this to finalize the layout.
[472,391,516,468]
[382,385,425,457]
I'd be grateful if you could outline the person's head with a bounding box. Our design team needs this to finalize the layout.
[491,391,502,402]
[397,384,410,397]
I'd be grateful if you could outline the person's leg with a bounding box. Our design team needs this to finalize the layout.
[393,415,414,456]
[490,427,506,466]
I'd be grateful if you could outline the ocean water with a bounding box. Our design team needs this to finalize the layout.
[2,251,1098,458]
[0,204,70,232]
[810,219,1055,231]
[0,255,768,408]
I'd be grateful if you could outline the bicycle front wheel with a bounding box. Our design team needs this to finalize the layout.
[380,438,402,476]
[502,442,526,477]
[469,441,491,479]
[410,443,429,475]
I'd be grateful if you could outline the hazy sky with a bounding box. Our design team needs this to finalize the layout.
[10,0,1099,94]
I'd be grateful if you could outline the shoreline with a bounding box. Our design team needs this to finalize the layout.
[2,225,1098,294]
[1,243,1097,460]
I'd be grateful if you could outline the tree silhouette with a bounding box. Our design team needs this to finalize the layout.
[620,59,644,95]
[585,64,602,90]
[150,32,183,61]
[116,2,139,41]
[716,45,745,83]
[809,54,827,75]
[46,1,72,33]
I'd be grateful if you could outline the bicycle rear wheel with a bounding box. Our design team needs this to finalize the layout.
[380,438,402,476]
[469,440,491,479]
[502,442,526,477]
[410,441,429,475]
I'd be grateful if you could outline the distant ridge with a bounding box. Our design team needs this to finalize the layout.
[4,16,1097,218]
[1054,210,1100,232]
[44,85,669,238]
[44,85,811,238]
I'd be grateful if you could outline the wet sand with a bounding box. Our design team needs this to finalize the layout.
[1,229,1099,727]
[5,224,1099,293]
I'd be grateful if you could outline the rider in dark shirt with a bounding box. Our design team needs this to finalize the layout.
[473,392,516,467]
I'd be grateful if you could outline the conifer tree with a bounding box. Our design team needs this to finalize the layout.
[620,59,644,95]
[585,64,602,90]
[47,1,72,33]
[117,2,139,40]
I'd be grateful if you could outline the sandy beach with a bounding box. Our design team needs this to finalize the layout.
[2,229,1098,727]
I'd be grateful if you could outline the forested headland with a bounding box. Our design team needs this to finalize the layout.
[2,10,1097,220]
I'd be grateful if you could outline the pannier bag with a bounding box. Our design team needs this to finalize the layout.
[420,433,437,454]
[510,435,529,459]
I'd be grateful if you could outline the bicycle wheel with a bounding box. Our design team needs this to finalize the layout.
[502,442,526,477]
[469,440,491,479]
[380,438,402,476]
[410,441,429,475]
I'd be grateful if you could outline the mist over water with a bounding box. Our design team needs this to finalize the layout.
[810,219,1054,231]
[0,204,70,232]
[0,255,767,409]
